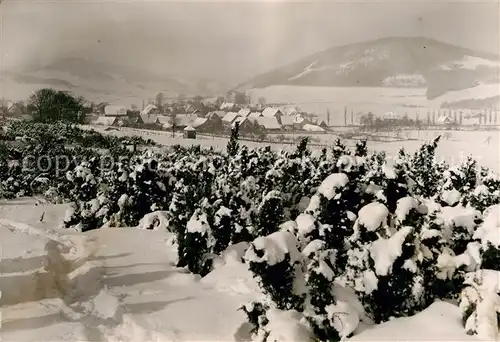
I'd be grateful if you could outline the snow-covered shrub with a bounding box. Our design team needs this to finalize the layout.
[137,211,170,231]
[302,240,343,341]
[459,269,500,340]
[473,204,500,271]
[469,167,500,212]
[183,208,215,276]
[439,157,478,207]
[244,231,305,311]
[255,190,284,237]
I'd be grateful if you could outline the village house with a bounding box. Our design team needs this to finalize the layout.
[280,116,296,131]
[222,112,241,127]
[206,111,226,120]
[262,107,284,124]
[190,116,223,132]
[247,112,263,121]
[233,116,255,133]
[255,117,282,132]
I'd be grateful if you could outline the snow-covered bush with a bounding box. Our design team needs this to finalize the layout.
[244,231,305,311]
[459,269,500,340]
[183,208,215,276]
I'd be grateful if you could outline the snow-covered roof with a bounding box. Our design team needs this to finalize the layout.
[104,105,128,116]
[238,108,251,117]
[280,106,299,116]
[93,116,117,126]
[177,114,199,126]
[222,112,241,123]
[140,104,158,115]
[184,124,196,131]
[191,117,208,128]
[262,107,283,118]
[256,117,282,130]
[247,112,262,120]
[207,111,226,119]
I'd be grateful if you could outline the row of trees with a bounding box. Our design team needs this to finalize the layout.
[1,88,90,124]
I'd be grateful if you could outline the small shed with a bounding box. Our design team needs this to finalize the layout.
[184,125,197,139]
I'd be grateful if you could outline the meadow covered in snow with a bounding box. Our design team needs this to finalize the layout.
[248,85,500,125]
[1,121,499,342]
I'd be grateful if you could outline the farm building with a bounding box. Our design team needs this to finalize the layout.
[233,116,255,133]
[262,107,284,125]
[140,104,160,116]
[262,107,284,122]
[183,125,196,139]
[280,116,296,130]
[94,116,119,126]
[256,117,282,131]
[190,117,223,132]
[222,112,241,126]
[104,105,128,116]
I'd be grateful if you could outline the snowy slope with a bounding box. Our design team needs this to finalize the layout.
[1,198,487,342]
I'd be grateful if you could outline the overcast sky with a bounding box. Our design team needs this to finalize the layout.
[1,0,499,83]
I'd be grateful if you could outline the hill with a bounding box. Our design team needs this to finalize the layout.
[1,57,230,106]
[237,37,500,100]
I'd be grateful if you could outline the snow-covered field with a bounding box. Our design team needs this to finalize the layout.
[87,125,500,173]
[248,85,500,124]
[0,198,487,342]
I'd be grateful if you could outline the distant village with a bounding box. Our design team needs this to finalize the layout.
[88,91,330,138]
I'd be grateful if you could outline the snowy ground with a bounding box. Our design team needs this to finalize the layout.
[248,85,500,125]
[85,125,500,173]
[0,198,486,341]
